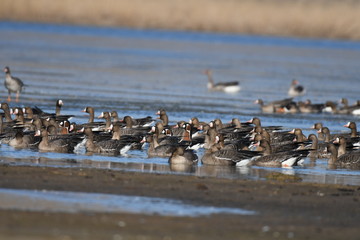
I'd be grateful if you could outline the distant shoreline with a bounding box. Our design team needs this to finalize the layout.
[1,0,360,41]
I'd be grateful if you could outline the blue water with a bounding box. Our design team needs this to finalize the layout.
[1,21,360,186]
[2,21,360,50]
[0,188,256,216]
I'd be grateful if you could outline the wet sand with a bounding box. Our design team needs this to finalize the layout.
[0,164,359,239]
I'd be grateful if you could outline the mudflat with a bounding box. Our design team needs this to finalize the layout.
[0,164,359,240]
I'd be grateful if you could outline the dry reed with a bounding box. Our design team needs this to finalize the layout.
[1,0,360,40]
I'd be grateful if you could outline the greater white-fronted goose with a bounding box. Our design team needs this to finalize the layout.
[189,117,208,130]
[151,121,167,140]
[9,130,40,149]
[36,129,74,153]
[333,136,348,157]
[81,107,106,130]
[251,125,293,145]
[347,100,360,115]
[203,123,218,149]
[318,127,334,142]
[142,134,177,158]
[55,99,66,116]
[204,69,241,93]
[201,143,236,166]
[83,107,95,123]
[168,146,198,165]
[22,106,48,120]
[288,79,305,97]
[320,126,358,143]
[28,100,73,122]
[311,122,324,141]
[298,100,325,113]
[324,101,349,114]
[3,66,25,102]
[250,140,309,168]
[338,98,360,115]
[121,115,153,131]
[169,121,187,137]
[251,132,303,154]
[326,143,360,168]
[278,102,299,114]
[202,134,258,166]
[343,122,359,138]
[107,124,143,150]
[23,107,35,119]
[83,127,131,155]
[254,99,275,113]
[306,134,328,159]
[254,98,294,114]
[201,138,258,166]
[247,117,282,131]
[0,102,12,122]
[122,115,154,128]
[110,111,120,122]
[12,108,24,124]
[156,109,169,126]
[289,128,307,142]
[98,111,112,129]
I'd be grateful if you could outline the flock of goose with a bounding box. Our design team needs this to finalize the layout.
[204,68,360,115]
[0,99,359,169]
[2,66,360,170]
[255,97,360,115]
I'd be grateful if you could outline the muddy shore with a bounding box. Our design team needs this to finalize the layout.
[0,164,359,239]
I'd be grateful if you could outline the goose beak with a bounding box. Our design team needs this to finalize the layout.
[34,130,41,136]
[288,129,295,134]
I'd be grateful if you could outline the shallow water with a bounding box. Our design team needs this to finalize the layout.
[1,21,360,185]
[0,188,256,216]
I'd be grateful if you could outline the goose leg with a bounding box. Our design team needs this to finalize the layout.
[7,91,11,102]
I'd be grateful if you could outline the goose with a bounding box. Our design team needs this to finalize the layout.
[311,122,324,141]
[141,134,177,158]
[298,100,325,113]
[0,102,12,122]
[168,146,198,165]
[343,122,358,138]
[156,109,169,126]
[9,130,40,149]
[202,135,259,166]
[83,127,131,155]
[326,143,360,168]
[288,128,307,142]
[288,79,305,97]
[250,140,309,168]
[254,98,294,114]
[204,69,241,93]
[306,134,328,159]
[3,66,25,102]
[36,129,74,153]
[121,115,154,128]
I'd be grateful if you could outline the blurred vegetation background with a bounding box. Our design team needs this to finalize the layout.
[1,0,360,40]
